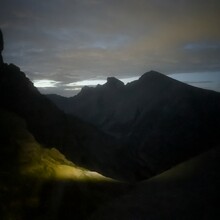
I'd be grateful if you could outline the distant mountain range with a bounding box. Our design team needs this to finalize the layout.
[48,70,220,179]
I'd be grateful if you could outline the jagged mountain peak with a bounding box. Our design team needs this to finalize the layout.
[139,70,172,83]
[80,85,95,95]
[0,63,37,95]
[75,71,171,98]
[104,76,124,88]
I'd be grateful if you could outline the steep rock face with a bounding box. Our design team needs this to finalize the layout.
[0,63,122,179]
[0,63,66,147]
[67,76,126,133]
[48,71,220,179]
[105,77,124,89]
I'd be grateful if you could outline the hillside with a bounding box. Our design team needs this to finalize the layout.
[0,110,132,220]
[91,146,220,219]
[0,110,109,180]
[0,63,124,180]
[48,71,220,179]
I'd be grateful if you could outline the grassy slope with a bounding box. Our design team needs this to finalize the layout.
[3,108,219,220]
[0,110,132,220]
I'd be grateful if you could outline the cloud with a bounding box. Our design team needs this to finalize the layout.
[33,79,61,88]
[0,0,220,96]
[66,79,107,87]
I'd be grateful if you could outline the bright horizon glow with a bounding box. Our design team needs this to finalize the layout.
[66,79,107,87]
[33,79,61,88]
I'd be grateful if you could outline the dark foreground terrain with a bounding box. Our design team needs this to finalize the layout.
[91,146,220,219]
[1,109,220,219]
[0,110,133,220]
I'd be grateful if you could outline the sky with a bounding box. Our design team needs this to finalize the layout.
[0,0,220,96]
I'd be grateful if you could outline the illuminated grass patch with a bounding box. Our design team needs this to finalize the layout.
[1,110,128,220]
[18,137,111,182]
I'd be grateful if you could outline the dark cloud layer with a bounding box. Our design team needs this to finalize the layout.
[1,0,220,96]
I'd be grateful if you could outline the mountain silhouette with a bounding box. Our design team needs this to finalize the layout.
[48,70,220,179]
[0,63,124,180]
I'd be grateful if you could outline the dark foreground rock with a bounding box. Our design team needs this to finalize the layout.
[91,146,220,220]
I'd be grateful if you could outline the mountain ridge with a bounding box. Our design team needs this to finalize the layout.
[48,70,220,179]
